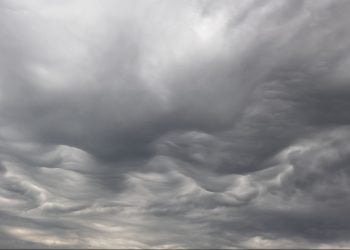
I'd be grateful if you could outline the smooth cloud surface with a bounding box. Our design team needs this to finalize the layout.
[1,0,350,248]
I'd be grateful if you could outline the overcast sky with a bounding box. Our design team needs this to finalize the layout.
[1,0,350,248]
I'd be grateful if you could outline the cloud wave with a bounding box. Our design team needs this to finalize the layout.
[1,0,350,248]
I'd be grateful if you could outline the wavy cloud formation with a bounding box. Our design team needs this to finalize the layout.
[1,0,350,248]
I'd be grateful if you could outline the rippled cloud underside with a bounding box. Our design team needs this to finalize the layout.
[1,0,350,248]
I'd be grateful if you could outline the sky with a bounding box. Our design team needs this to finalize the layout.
[1,0,350,248]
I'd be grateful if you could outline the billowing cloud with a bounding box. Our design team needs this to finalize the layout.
[1,0,350,248]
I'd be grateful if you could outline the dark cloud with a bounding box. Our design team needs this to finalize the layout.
[1,0,350,248]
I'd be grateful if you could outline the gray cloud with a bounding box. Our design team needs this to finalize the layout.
[1,0,350,248]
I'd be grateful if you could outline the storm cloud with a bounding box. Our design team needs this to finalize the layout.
[1,0,350,248]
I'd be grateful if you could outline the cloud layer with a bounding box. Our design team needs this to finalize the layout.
[1,0,350,248]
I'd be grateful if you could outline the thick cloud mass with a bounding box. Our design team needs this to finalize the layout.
[1,0,350,248]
